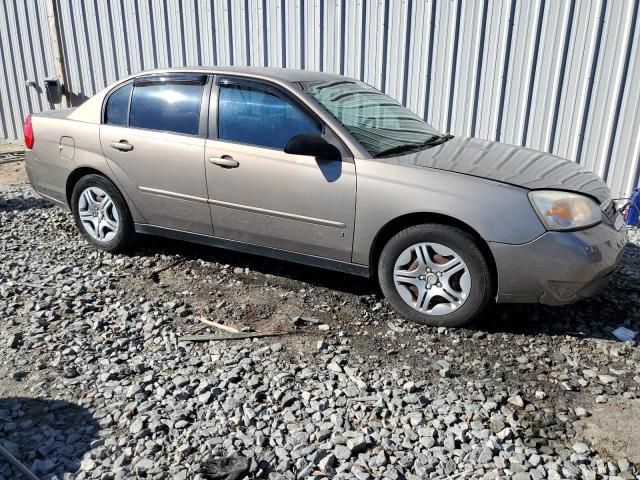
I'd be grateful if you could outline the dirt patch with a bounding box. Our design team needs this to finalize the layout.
[577,396,640,464]
[117,256,360,360]
[0,160,27,190]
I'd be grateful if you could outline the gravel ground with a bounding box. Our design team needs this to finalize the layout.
[1,167,640,479]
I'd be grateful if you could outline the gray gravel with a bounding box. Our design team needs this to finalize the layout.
[1,183,640,479]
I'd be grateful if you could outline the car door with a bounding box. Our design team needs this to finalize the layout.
[100,73,213,235]
[205,77,356,261]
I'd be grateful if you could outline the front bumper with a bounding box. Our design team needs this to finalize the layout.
[490,220,628,305]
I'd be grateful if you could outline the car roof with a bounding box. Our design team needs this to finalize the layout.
[134,66,350,84]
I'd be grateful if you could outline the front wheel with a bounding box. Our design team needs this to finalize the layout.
[71,174,135,253]
[378,224,493,327]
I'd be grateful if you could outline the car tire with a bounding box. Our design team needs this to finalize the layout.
[71,174,135,253]
[378,223,493,327]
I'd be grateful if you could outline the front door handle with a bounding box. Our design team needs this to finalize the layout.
[210,156,239,168]
[110,140,133,152]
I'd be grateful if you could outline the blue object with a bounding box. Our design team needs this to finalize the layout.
[218,84,320,150]
[626,187,640,226]
[130,82,205,135]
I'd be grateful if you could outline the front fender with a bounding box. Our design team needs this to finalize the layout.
[352,160,545,265]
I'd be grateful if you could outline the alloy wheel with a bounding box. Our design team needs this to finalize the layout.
[77,186,120,242]
[393,242,471,315]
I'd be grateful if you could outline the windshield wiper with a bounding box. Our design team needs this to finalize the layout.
[375,135,448,158]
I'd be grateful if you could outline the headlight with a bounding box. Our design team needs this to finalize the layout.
[528,190,602,230]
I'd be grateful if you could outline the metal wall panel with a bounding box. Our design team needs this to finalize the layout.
[0,0,56,140]
[1,0,639,197]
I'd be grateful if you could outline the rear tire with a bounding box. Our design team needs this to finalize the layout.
[378,223,493,327]
[71,174,135,253]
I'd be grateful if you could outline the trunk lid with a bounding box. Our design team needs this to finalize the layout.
[32,107,78,119]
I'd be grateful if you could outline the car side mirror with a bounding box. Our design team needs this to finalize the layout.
[284,134,341,160]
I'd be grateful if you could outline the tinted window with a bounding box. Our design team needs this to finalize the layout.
[218,84,320,149]
[105,83,132,126]
[129,81,205,135]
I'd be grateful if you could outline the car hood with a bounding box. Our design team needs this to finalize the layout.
[383,136,611,204]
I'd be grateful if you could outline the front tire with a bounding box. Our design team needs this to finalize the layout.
[378,224,493,327]
[71,174,135,253]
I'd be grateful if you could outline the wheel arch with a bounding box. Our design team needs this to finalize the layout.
[65,166,147,223]
[65,166,111,205]
[368,212,498,288]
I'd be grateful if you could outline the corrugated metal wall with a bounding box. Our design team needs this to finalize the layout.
[1,0,639,197]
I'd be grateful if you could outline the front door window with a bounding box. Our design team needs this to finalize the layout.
[217,84,320,149]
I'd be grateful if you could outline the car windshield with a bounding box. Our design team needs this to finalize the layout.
[303,80,442,157]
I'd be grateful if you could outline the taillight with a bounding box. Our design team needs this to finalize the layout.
[23,115,34,149]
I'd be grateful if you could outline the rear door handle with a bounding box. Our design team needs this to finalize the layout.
[210,156,239,168]
[110,141,133,152]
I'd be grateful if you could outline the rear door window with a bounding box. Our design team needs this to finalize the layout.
[217,84,320,149]
[105,83,132,126]
[129,78,206,135]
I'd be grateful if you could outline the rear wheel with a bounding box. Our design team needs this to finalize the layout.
[71,174,135,253]
[378,224,493,327]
